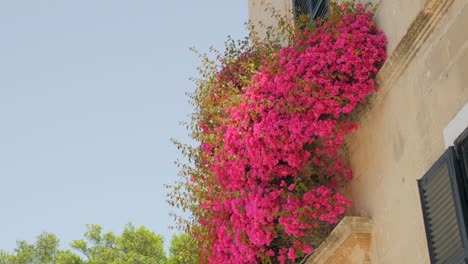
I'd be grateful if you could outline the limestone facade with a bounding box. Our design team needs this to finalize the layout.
[248,0,468,263]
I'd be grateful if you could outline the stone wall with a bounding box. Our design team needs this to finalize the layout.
[248,0,468,263]
[248,0,293,38]
[344,0,468,262]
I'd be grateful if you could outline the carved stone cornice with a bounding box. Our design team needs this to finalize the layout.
[355,0,456,119]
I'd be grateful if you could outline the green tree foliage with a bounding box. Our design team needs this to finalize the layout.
[166,233,198,264]
[0,233,63,264]
[70,223,166,264]
[0,224,195,264]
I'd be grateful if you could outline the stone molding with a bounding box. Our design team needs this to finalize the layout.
[355,0,456,120]
[304,217,373,264]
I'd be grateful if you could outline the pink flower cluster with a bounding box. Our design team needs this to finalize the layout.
[198,6,386,263]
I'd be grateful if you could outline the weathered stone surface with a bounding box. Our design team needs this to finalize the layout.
[305,217,372,264]
[248,0,293,40]
[344,0,468,263]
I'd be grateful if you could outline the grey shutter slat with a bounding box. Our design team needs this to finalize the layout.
[293,0,309,19]
[455,128,468,192]
[311,0,328,20]
[418,147,468,264]
[293,0,328,21]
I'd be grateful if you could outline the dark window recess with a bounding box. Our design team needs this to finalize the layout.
[418,145,468,263]
[455,128,468,179]
[293,0,329,21]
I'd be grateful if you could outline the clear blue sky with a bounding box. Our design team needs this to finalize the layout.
[0,1,247,251]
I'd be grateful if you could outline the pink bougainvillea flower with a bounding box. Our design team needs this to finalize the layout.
[189,3,386,263]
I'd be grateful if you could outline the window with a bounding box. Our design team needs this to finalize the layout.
[418,128,468,263]
[293,0,329,22]
[455,128,468,179]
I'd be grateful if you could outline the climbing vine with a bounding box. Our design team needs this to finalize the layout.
[168,2,386,263]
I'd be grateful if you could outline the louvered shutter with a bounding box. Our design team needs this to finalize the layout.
[418,147,468,264]
[456,128,468,181]
[293,0,329,21]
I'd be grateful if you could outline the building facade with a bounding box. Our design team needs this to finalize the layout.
[249,0,468,263]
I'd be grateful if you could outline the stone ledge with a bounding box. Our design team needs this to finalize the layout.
[375,0,455,90]
[350,0,456,125]
[305,217,373,264]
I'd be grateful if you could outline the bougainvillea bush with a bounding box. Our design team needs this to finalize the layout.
[168,2,386,263]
